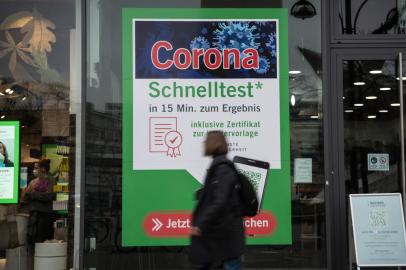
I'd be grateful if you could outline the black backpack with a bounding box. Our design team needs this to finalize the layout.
[233,168,259,217]
[210,161,259,217]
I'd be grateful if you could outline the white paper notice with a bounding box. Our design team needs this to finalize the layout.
[0,168,14,199]
[294,158,312,183]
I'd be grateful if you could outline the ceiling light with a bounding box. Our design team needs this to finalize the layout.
[22,96,26,101]
[396,77,406,80]
[380,87,391,91]
[0,115,5,119]
[354,82,365,86]
[354,103,364,107]
[0,92,4,96]
[343,96,346,99]
[379,110,388,113]
[310,115,319,119]
[365,96,377,100]
[368,115,376,119]
[369,70,382,74]
[5,88,10,93]
[8,90,14,94]
[289,70,302,75]
[290,95,296,106]
[391,103,401,107]
[345,110,353,113]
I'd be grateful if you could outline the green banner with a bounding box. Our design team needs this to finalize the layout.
[122,8,291,246]
[0,121,20,204]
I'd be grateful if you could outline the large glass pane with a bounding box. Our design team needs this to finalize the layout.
[85,0,325,269]
[338,0,406,35]
[0,0,80,269]
[342,59,405,269]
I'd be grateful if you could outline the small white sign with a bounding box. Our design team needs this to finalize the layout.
[368,153,389,171]
[294,158,312,183]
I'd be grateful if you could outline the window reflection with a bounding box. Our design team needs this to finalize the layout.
[0,1,76,269]
[338,0,406,35]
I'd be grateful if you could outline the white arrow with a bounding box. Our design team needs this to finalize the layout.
[152,218,163,231]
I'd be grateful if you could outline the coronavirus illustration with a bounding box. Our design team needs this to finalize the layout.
[266,32,277,57]
[255,56,270,74]
[136,20,277,78]
[213,22,260,62]
[190,36,210,50]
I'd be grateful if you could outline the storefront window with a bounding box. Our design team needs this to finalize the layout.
[0,0,80,269]
[85,0,325,269]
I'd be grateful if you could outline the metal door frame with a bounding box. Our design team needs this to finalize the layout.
[327,47,406,270]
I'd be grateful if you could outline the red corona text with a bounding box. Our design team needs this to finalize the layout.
[151,40,259,70]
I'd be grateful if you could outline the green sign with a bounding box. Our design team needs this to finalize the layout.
[42,144,62,176]
[122,8,291,246]
[0,121,20,204]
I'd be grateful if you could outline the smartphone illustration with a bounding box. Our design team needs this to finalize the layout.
[233,156,270,210]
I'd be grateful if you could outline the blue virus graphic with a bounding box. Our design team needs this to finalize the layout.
[213,22,260,63]
[190,36,210,50]
[201,27,208,35]
[256,21,269,27]
[255,56,270,74]
[266,32,277,57]
[137,23,175,77]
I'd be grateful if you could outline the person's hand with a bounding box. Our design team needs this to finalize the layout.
[190,226,201,236]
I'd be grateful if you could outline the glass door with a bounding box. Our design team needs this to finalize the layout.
[334,49,406,270]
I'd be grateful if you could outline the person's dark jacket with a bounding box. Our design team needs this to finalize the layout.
[22,176,56,213]
[22,176,57,244]
[189,155,245,264]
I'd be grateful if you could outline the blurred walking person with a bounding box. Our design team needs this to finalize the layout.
[189,131,245,270]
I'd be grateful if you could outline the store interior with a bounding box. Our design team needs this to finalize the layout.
[0,1,75,269]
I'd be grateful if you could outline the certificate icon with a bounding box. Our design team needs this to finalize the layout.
[149,117,182,158]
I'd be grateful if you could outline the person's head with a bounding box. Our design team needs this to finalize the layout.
[0,142,8,161]
[38,158,51,179]
[204,131,228,157]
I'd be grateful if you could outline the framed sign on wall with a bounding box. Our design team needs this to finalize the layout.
[122,8,291,246]
[0,121,20,204]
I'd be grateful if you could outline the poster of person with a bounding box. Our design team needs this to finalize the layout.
[0,138,15,167]
[0,122,20,203]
